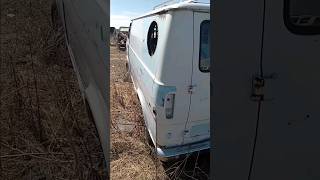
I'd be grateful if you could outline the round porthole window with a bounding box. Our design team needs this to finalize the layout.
[147,21,158,56]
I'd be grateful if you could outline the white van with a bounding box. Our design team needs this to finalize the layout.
[212,0,320,179]
[51,0,109,167]
[127,0,210,160]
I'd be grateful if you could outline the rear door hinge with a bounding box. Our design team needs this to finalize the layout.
[251,73,277,101]
[251,76,265,101]
[188,85,196,94]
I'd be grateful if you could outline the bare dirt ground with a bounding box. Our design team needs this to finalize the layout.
[0,0,107,179]
[110,43,210,180]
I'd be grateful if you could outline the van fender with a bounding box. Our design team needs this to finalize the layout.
[84,83,108,163]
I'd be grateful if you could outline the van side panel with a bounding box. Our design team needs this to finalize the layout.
[63,0,108,101]
[58,0,109,165]
[154,10,194,147]
[128,13,171,145]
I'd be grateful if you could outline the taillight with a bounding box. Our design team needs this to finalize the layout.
[164,93,175,119]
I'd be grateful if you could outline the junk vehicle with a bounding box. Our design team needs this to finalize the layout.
[110,26,115,35]
[117,26,129,50]
[110,26,117,45]
[212,0,320,179]
[126,0,210,160]
[51,0,109,169]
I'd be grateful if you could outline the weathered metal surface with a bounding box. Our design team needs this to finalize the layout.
[55,0,109,172]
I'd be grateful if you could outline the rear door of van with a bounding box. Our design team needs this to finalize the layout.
[212,0,265,178]
[183,12,210,144]
[249,1,320,179]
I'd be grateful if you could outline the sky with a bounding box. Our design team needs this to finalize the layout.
[110,0,210,28]
[111,0,164,28]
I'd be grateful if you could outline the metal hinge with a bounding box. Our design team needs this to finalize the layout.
[188,84,196,94]
[251,73,277,101]
[251,76,265,101]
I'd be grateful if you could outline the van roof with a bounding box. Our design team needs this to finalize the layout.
[132,1,210,21]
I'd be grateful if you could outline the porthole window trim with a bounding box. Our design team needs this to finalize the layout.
[147,21,158,56]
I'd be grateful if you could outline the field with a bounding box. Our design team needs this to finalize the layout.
[109,44,155,179]
[0,0,107,179]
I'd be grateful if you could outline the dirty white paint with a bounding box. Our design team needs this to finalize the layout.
[127,1,210,159]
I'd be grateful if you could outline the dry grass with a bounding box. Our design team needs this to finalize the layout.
[0,0,107,179]
[110,46,160,180]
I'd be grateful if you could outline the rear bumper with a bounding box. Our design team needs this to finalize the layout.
[156,139,210,161]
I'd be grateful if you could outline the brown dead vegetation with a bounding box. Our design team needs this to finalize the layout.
[110,45,161,180]
[0,0,107,179]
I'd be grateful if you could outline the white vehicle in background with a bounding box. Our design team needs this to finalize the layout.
[127,0,210,160]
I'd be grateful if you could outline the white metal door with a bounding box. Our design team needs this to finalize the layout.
[60,0,109,167]
[250,1,320,179]
[183,12,210,144]
[211,0,265,178]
